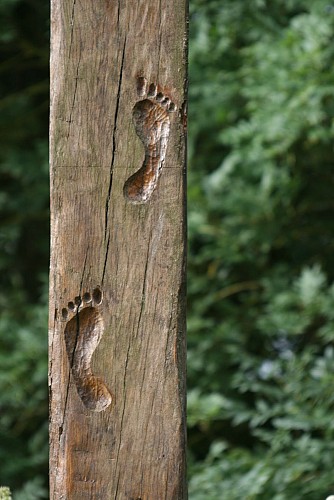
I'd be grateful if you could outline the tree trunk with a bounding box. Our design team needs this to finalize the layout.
[49,1,188,498]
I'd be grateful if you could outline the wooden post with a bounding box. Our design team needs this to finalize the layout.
[49,1,188,499]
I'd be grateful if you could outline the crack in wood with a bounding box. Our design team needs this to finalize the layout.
[105,35,127,236]
[102,233,110,284]
[66,53,81,138]
[68,0,77,59]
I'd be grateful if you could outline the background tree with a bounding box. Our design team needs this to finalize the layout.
[1,0,334,498]
[0,0,49,498]
[188,0,334,498]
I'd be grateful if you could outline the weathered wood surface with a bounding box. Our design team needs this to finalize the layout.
[49,0,188,498]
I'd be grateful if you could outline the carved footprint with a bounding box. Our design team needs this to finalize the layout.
[61,287,112,412]
[123,77,177,204]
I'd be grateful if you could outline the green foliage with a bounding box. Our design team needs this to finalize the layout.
[0,0,49,496]
[2,0,334,498]
[13,478,47,500]
[0,297,48,493]
[0,487,12,500]
[188,0,334,497]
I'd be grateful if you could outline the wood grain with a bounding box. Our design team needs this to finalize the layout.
[49,0,188,498]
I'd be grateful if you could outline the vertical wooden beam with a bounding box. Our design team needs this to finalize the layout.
[49,0,188,498]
